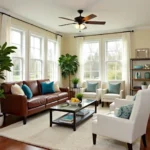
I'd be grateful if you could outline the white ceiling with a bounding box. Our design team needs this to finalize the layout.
[0,0,150,35]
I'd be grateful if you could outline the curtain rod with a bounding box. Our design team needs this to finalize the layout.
[74,30,134,38]
[0,12,62,37]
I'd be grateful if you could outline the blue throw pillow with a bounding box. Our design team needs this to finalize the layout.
[108,83,121,94]
[41,81,55,94]
[115,104,134,119]
[22,84,33,99]
[86,82,98,92]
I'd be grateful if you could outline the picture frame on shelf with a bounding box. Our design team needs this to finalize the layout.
[135,48,149,58]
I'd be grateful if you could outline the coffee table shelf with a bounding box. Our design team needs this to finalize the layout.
[49,99,97,131]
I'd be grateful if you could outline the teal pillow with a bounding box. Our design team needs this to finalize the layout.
[22,84,33,99]
[115,104,133,119]
[86,82,98,92]
[108,83,121,94]
[41,81,55,94]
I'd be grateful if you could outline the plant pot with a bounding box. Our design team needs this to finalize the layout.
[73,84,78,88]
[141,85,148,89]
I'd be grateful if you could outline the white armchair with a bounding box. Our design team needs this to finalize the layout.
[80,80,101,103]
[101,80,125,107]
[92,89,150,150]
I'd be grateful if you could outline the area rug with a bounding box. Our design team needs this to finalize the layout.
[0,106,140,150]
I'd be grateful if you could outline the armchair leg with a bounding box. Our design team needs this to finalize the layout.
[92,133,97,145]
[141,134,147,147]
[23,117,27,125]
[102,102,104,107]
[127,143,132,150]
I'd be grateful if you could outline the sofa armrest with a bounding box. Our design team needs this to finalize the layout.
[59,87,69,92]
[1,94,28,116]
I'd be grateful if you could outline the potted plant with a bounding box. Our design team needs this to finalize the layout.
[58,54,79,89]
[72,77,79,88]
[141,81,148,89]
[76,93,83,101]
[0,42,17,126]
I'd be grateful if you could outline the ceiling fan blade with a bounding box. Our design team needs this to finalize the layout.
[83,14,97,21]
[85,21,106,25]
[59,17,74,21]
[59,23,76,26]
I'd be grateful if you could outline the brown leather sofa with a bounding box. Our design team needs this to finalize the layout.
[1,79,69,124]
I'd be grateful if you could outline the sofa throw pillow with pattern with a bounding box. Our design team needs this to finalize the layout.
[85,82,98,92]
[22,84,33,99]
[108,83,121,94]
[115,104,134,119]
[41,81,55,94]
[11,84,25,95]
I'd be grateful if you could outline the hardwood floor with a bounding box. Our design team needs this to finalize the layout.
[0,113,149,150]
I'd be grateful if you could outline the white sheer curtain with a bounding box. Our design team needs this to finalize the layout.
[122,32,131,95]
[0,14,11,82]
[76,37,84,86]
[56,35,62,86]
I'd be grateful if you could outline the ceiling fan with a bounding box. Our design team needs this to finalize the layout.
[59,10,106,30]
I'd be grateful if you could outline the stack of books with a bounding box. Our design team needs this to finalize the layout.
[59,114,73,124]
[76,109,89,116]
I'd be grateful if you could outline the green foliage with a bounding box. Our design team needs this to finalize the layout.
[76,93,83,100]
[0,42,17,98]
[0,42,17,80]
[58,54,79,88]
[72,77,79,84]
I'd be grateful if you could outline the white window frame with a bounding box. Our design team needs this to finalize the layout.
[10,28,25,81]
[29,34,43,80]
[104,39,123,81]
[47,40,58,81]
[82,41,100,80]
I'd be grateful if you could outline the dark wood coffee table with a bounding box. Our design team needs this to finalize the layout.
[49,99,97,131]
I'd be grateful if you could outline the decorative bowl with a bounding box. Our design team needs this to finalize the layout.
[69,101,81,106]
[133,65,143,69]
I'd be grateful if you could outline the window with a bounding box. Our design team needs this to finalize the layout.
[30,35,43,80]
[47,40,58,81]
[105,40,123,80]
[10,28,24,81]
[82,42,100,79]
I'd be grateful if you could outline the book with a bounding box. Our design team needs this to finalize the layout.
[61,114,73,122]
[76,109,89,116]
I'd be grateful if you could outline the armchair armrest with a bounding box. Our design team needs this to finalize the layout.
[96,88,101,101]
[93,114,134,142]
[80,87,86,93]
[1,94,28,116]
[101,89,107,97]
[120,90,124,98]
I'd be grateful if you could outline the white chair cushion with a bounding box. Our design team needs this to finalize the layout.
[83,92,96,98]
[103,93,120,99]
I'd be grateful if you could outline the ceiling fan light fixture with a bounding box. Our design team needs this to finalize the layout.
[75,24,85,30]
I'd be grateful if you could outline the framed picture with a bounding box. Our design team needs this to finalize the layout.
[136,48,149,58]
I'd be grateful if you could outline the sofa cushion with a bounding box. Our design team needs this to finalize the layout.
[22,84,33,99]
[56,92,68,99]
[46,94,59,103]
[27,95,46,109]
[83,92,96,98]
[23,80,39,96]
[41,81,55,94]
[2,81,23,94]
[37,79,50,94]
[11,84,25,95]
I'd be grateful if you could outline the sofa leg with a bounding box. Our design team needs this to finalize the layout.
[142,134,147,147]
[102,102,104,107]
[92,133,97,145]
[127,143,132,150]
[23,117,27,125]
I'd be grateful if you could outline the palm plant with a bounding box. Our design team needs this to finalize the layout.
[0,42,17,98]
[58,53,79,88]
